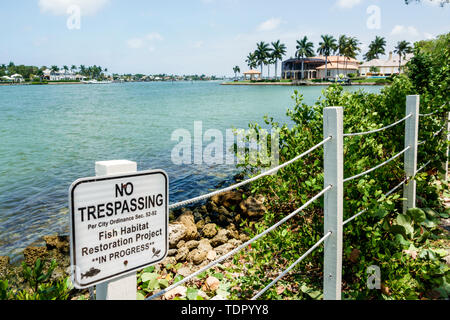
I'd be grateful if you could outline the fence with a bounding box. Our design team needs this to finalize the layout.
[94,95,447,301]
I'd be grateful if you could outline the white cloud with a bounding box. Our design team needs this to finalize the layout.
[127,38,145,49]
[38,0,109,16]
[257,18,283,32]
[146,32,164,41]
[390,25,420,37]
[336,0,362,9]
[192,41,204,48]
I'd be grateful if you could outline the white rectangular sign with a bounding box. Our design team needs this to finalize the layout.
[69,170,168,289]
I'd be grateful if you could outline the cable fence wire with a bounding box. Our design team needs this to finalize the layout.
[343,146,410,183]
[251,231,332,300]
[343,160,432,226]
[169,136,332,209]
[146,184,333,300]
[343,114,412,137]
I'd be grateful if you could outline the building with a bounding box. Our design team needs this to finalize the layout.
[316,56,359,79]
[281,56,359,80]
[359,52,414,77]
[243,69,262,80]
[42,69,85,81]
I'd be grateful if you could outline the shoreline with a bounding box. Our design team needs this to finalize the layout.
[221,81,385,86]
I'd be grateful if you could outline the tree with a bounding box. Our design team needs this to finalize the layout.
[295,36,315,80]
[51,65,59,73]
[364,36,386,61]
[343,36,361,75]
[394,40,413,73]
[271,40,287,80]
[71,65,77,73]
[255,41,271,78]
[245,52,258,70]
[233,66,240,80]
[317,35,337,79]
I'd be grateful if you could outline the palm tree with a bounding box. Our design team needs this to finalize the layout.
[271,40,287,80]
[364,36,386,61]
[71,65,77,73]
[295,36,315,80]
[255,41,271,78]
[245,52,258,70]
[343,36,361,75]
[394,40,413,73]
[337,35,348,76]
[233,66,240,80]
[317,35,337,80]
[79,65,86,76]
[51,65,59,73]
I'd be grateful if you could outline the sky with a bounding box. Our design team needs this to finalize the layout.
[1,0,449,76]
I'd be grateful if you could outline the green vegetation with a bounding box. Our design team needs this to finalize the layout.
[222,33,449,300]
[1,259,73,300]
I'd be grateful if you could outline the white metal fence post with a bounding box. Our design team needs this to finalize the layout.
[94,160,138,300]
[403,95,420,213]
[323,107,344,300]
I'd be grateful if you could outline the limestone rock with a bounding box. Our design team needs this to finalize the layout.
[187,249,207,265]
[43,235,69,253]
[184,240,199,250]
[175,246,189,262]
[197,239,213,253]
[175,211,198,240]
[211,191,243,208]
[239,195,267,218]
[23,246,47,266]
[214,243,235,257]
[206,250,217,260]
[202,223,218,238]
[169,224,187,248]
[205,276,220,291]
[210,229,229,247]
[167,249,177,257]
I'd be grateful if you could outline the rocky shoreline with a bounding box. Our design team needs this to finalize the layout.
[0,181,266,300]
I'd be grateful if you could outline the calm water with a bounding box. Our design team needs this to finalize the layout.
[0,81,380,261]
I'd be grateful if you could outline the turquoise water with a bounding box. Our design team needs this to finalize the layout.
[0,82,380,261]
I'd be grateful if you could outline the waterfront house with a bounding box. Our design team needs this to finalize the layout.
[359,52,413,77]
[43,68,81,81]
[316,56,359,79]
[281,56,359,80]
[10,74,24,83]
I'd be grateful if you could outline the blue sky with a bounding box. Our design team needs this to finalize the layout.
[1,0,449,76]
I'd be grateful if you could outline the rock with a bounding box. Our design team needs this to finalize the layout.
[167,249,177,257]
[227,228,240,240]
[197,239,213,252]
[228,239,242,247]
[239,195,267,218]
[218,206,232,218]
[211,191,243,208]
[23,246,47,266]
[239,233,250,242]
[175,211,198,240]
[187,249,208,265]
[164,286,187,300]
[175,246,189,262]
[202,223,218,238]
[196,219,205,230]
[169,224,187,248]
[161,256,176,267]
[176,240,186,249]
[177,267,192,277]
[199,205,208,214]
[43,235,69,253]
[205,276,220,291]
[204,216,212,224]
[206,250,217,260]
[0,256,10,273]
[214,243,235,257]
[184,240,199,250]
[193,211,203,222]
[210,229,229,247]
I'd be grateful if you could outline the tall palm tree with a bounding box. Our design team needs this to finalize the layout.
[343,36,361,75]
[233,66,240,80]
[337,35,348,76]
[364,36,386,61]
[394,40,413,73]
[317,35,337,79]
[79,65,86,76]
[71,65,77,73]
[51,65,59,73]
[296,36,315,80]
[271,40,287,80]
[255,41,271,78]
[245,52,258,70]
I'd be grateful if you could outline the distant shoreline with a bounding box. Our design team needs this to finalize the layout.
[221,81,384,86]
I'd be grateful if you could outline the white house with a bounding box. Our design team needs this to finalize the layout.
[10,74,25,83]
[359,52,414,77]
[42,69,83,81]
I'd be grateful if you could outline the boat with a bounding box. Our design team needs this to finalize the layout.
[81,79,113,84]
